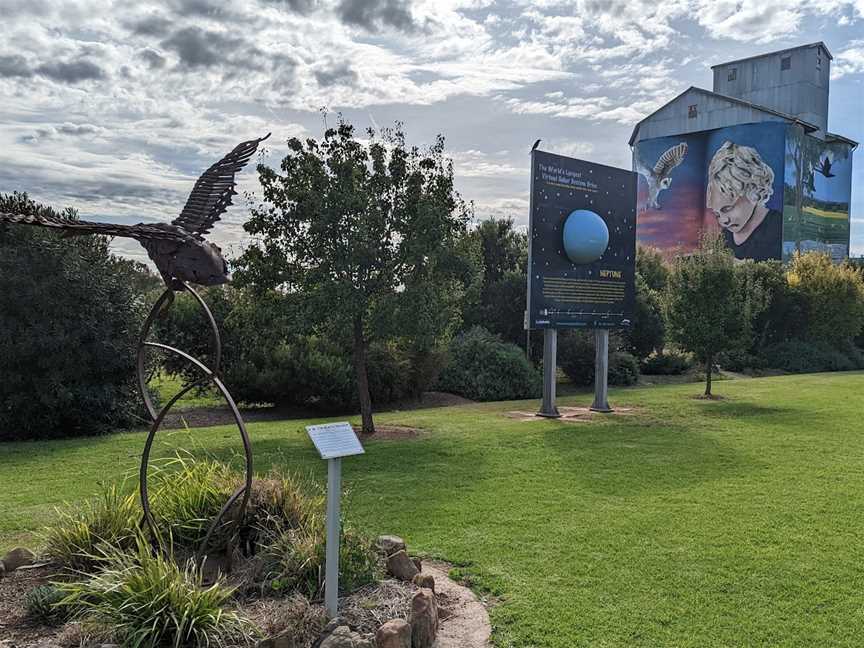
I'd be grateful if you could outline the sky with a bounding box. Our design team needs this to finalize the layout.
[1,0,863,266]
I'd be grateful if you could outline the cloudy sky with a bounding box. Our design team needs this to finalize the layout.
[2,0,863,264]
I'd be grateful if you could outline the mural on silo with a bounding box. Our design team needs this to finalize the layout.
[635,134,706,254]
[635,122,787,261]
[783,126,852,262]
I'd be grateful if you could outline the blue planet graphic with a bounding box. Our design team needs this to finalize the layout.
[562,209,609,264]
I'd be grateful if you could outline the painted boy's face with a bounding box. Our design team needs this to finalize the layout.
[707,183,754,233]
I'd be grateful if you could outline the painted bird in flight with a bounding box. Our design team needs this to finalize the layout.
[635,142,688,210]
[0,133,270,289]
[816,155,835,178]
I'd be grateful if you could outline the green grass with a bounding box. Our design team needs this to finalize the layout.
[3,373,864,646]
[150,372,224,410]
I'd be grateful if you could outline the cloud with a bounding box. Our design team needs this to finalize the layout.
[314,61,358,87]
[161,27,231,68]
[139,48,167,70]
[832,41,864,79]
[35,59,105,83]
[337,0,417,32]
[0,54,33,78]
[127,14,174,37]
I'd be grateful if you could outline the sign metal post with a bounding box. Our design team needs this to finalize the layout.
[538,328,561,417]
[305,422,365,618]
[590,329,612,412]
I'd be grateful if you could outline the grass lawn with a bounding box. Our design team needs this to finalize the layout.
[2,373,864,646]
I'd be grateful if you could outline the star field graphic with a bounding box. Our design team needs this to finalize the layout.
[527,150,637,329]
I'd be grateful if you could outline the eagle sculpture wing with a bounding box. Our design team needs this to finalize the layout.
[172,133,271,237]
[652,142,687,179]
[0,211,188,242]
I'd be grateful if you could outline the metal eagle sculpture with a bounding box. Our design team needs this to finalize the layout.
[0,133,270,289]
[0,134,270,566]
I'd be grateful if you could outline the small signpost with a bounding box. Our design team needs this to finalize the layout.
[305,422,365,618]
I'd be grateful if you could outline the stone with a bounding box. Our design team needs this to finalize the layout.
[319,626,355,648]
[1,547,35,572]
[409,588,438,648]
[0,560,5,579]
[386,550,419,581]
[412,557,422,572]
[376,535,406,556]
[413,572,435,592]
[375,619,411,648]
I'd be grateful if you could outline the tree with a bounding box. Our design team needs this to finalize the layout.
[664,233,745,397]
[0,192,147,440]
[236,119,471,433]
[462,218,528,347]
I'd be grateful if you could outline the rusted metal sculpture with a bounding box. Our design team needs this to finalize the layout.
[0,133,270,562]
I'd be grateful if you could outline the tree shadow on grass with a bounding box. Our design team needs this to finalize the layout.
[538,418,754,496]
[691,399,793,419]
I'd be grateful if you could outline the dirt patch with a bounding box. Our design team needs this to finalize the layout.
[358,425,424,441]
[151,391,475,431]
[693,394,726,401]
[505,405,637,422]
[0,563,61,647]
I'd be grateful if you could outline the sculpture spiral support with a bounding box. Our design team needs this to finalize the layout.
[136,283,253,563]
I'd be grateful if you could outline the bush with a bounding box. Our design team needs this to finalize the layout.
[57,538,251,648]
[785,253,864,345]
[558,332,638,386]
[435,327,541,401]
[759,341,863,374]
[608,352,640,386]
[557,332,595,386]
[44,483,140,571]
[641,351,694,375]
[0,193,149,440]
[25,585,71,625]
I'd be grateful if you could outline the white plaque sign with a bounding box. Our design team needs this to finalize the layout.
[305,422,365,460]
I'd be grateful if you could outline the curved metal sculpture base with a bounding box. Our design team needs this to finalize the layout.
[137,283,252,563]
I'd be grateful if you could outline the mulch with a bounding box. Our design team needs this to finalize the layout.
[0,564,62,647]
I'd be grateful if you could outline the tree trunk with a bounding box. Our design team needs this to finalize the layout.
[704,355,713,397]
[353,316,375,435]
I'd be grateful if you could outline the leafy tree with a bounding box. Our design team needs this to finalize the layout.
[0,192,147,440]
[236,120,471,433]
[462,218,528,347]
[636,245,670,292]
[664,233,746,397]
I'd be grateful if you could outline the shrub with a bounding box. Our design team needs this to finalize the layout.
[785,253,864,345]
[25,585,71,625]
[44,483,140,571]
[435,327,541,401]
[759,341,862,374]
[558,332,638,386]
[0,193,150,440]
[641,351,694,375]
[557,332,596,386]
[608,352,640,386]
[57,538,251,648]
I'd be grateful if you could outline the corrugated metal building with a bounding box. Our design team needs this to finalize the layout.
[631,43,856,262]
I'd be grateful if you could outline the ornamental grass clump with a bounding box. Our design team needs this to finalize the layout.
[43,482,140,571]
[149,454,239,550]
[57,537,252,648]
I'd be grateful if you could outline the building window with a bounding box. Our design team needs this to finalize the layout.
[781,56,791,70]
[728,67,737,81]
[688,104,697,119]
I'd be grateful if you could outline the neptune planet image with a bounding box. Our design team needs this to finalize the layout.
[562,209,609,264]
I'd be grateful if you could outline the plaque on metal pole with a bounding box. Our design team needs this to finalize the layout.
[305,422,365,617]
